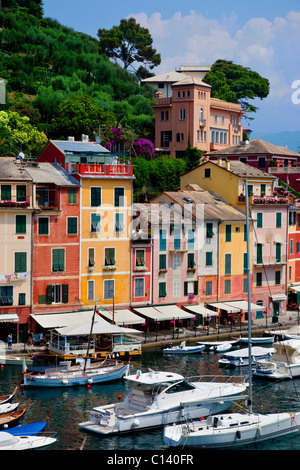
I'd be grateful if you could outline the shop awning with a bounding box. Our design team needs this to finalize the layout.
[0,313,19,322]
[100,309,145,325]
[271,294,287,301]
[289,284,300,293]
[133,305,194,321]
[31,310,139,335]
[221,301,264,312]
[207,302,240,313]
[184,304,218,317]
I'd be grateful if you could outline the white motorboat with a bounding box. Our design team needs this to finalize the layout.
[218,346,274,367]
[163,411,300,448]
[0,355,33,367]
[239,336,274,344]
[253,340,300,380]
[163,179,300,449]
[78,369,248,435]
[210,342,233,353]
[22,358,130,388]
[197,340,238,353]
[0,431,56,450]
[163,341,205,354]
[283,326,300,340]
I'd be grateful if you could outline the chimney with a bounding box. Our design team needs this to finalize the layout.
[225,160,230,170]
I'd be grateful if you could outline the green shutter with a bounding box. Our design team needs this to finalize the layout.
[15,252,27,272]
[16,185,26,202]
[193,280,198,295]
[184,282,188,296]
[68,217,77,234]
[38,218,49,235]
[243,252,248,274]
[68,189,76,204]
[225,225,231,242]
[225,253,231,275]
[257,213,263,228]
[16,215,26,234]
[257,244,263,264]
[276,243,281,263]
[1,185,11,200]
[46,285,53,304]
[91,187,101,206]
[62,284,69,303]
[52,249,65,272]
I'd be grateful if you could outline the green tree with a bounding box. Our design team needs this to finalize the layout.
[98,18,161,73]
[184,144,203,171]
[204,59,270,119]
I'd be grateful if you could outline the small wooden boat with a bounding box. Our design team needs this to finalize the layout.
[0,395,22,415]
[5,411,52,436]
[0,387,18,405]
[0,399,30,430]
[163,341,205,355]
[0,431,56,450]
[0,355,33,367]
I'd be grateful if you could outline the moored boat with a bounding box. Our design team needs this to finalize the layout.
[78,369,248,435]
[0,399,30,429]
[21,358,130,388]
[162,341,205,354]
[0,386,18,405]
[253,340,300,380]
[239,336,274,344]
[0,431,56,450]
[218,346,274,367]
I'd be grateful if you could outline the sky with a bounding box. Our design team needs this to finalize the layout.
[42,0,300,147]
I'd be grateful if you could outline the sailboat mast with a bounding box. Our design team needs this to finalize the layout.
[84,297,98,373]
[245,178,252,413]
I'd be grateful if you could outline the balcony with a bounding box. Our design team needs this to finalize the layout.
[168,241,187,252]
[69,163,134,178]
[253,255,287,266]
[199,119,207,127]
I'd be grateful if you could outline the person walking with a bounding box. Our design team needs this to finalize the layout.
[7,333,12,349]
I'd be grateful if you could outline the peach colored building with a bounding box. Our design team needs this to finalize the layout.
[143,71,243,157]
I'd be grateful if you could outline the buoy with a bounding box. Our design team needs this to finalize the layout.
[118,394,122,401]
[1,365,4,369]
[87,384,91,389]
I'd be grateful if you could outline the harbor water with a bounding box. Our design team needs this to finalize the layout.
[1,345,300,452]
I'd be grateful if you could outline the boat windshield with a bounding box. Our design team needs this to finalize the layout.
[164,380,195,394]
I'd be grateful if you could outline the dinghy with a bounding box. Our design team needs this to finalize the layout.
[0,431,56,450]
[163,341,205,354]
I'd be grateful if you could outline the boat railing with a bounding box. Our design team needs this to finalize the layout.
[187,375,248,385]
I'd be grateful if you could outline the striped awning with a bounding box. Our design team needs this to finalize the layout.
[0,313,19,322]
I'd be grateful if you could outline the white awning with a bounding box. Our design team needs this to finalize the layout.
[100,309,145,325]
[0,313,19,323]
[184,304,218,317]
[221,301,264,312]
[133,305,194,321]
[289,284,300,293]
[207,302,240,313]
[271,294,287,301]
[31,310,140,336]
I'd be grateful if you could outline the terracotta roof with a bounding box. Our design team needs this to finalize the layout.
[206,139,299,157]
[172,76,211,88]
[205,160,275,179]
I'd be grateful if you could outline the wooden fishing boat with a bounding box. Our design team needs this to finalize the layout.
[0,386,18,405]
[5,411,52,436]
[0,399,30,430]
[0,395,22,415]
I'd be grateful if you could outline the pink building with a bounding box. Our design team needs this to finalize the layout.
[144,72,243,158]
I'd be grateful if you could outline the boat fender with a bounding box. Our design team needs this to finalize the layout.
[62,379,68,384]
[132,418,140,427]
[88,378,93,384]
[236,430,241,439]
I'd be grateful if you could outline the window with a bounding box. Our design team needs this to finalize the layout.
[38,217,49,235]
[256,272,262,287]
[184,280,198,295]
[244,224,247,242]
[88,248,95,268]
[173,280,180,297]
[104,279,114,299]
[67,217,77,235]
[115,213,124,233]
[275,270,281,285]
[16,215,26,234]
[1,185,11,200]
[114,187,125,207]
[247,185,253,196]
[15,252,27,272]
[204,168,211,178]
[214,114,218,124]
[52,249,65,272]
[179,109,185,120]
[16,185,26,202]
[257,243,263,264]
[159,282,167,298]
[46,284,68,304]
[276,212,282,228]
[19,293,26,305]
[243,278,248,293]
[0,286,13,306]
[206,252,213,266]
[224,279,231,294]
[257,213,263,228]
[187,253,195,269]
[187,229,194,249]
[260,183,266,195]
[105,247,115,267]
[206,223,214,238]
[290,239,294,254]
[159,254,167,270]
[225,225,231,242]
[135,278,145,297]
[276,243,281,263]
[136,249,145,267]
[88,280,94,301]
[243,252,248,274]
[173,253,181,269]
[258,158,266,169]
[91,213,101,233]
[289,211,296,226]
[91,187,101,207]
[173,229,181,250]
[297,242,300,253]
[225,253,231,275]
[205,281,212,296]
[159,229,167,250]
[68,189,77,204]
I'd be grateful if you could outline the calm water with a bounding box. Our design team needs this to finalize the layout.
[1,346,300,452]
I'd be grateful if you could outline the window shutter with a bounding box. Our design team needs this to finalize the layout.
[62,284,69,303]
[193,280,198,295]
[16,215,26,234]
[15,252,27,272]
[1,185,11,200]
[46,285,53,304]
[184,281,188,296]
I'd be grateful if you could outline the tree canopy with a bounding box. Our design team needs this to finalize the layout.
[98,18,161,74]
[203,59,270,119]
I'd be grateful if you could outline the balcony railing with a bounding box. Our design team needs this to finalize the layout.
[69,163,133,177]
[253,255,287,265]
